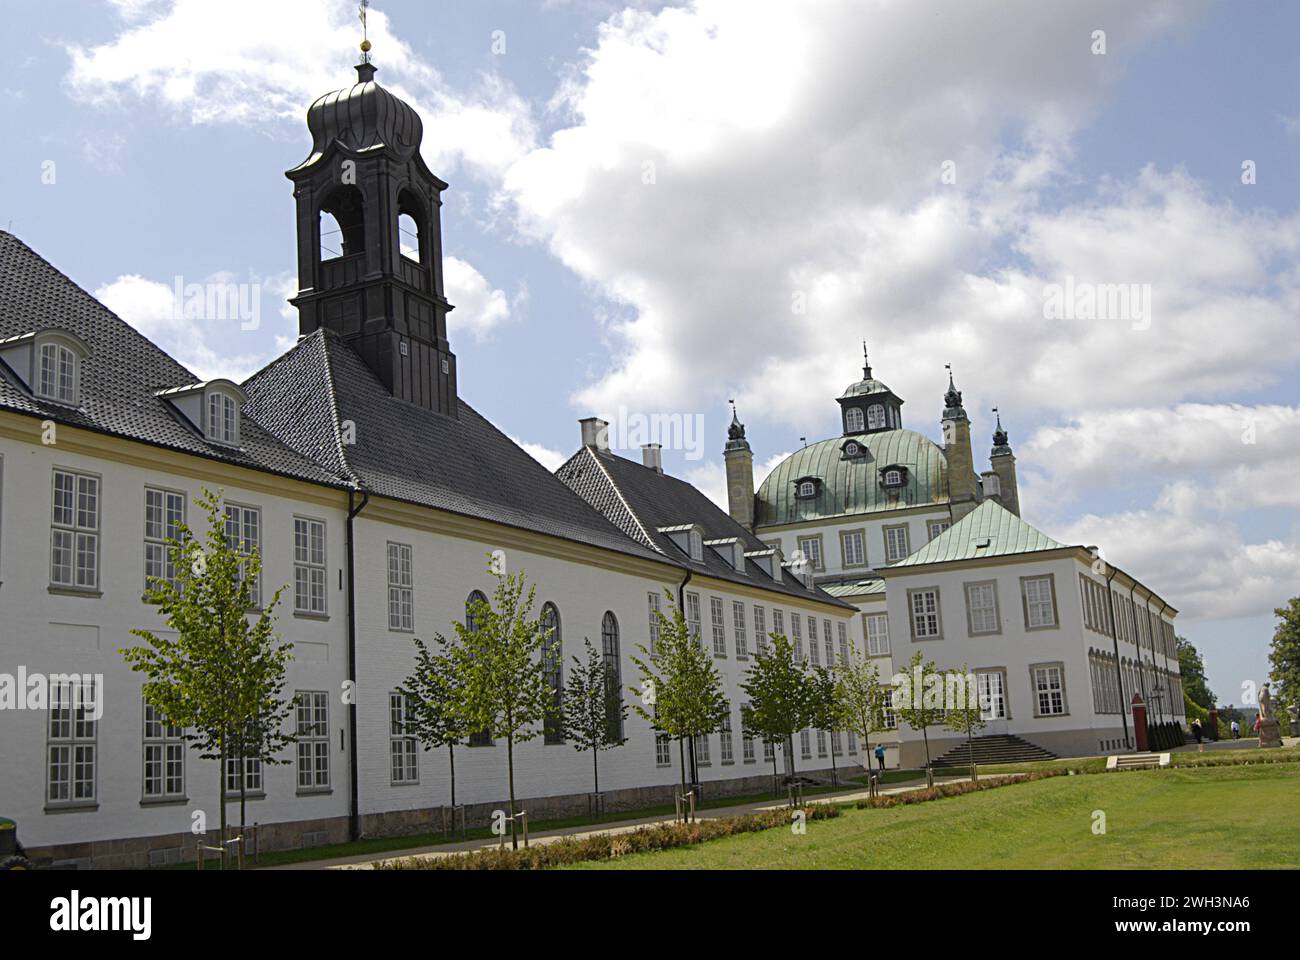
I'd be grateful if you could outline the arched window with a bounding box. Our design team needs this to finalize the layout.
[883,468,902,487]
[205,388,240,446]
[37,340,78,405]
[466,590,493,746]
[601,611,623,741]
[798,481,815,498]
[845,407,864,433]
[541,603,563,745]
[867,404,886,430]
[319,185,366,260]
[397,189,425,262]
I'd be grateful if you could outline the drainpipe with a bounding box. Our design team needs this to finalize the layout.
[675,567,698,795]
[346,487,370,842]
[1103,565,1130,750]
[1153,599,1170,725]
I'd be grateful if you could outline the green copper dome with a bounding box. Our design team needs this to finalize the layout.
[755,429,949,526]
[839,377,895,399]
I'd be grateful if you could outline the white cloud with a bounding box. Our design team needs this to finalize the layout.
[508,436,568,472]
[685,450,790,512]
[444,257,512,341]
[94,273,279,382]
[64,0,535,179]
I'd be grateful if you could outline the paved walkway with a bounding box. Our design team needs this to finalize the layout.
[267,774,961,870]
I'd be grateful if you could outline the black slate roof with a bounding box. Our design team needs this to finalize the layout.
[0,231,347,488]
[556,445,855,609]
[243,329,666,563]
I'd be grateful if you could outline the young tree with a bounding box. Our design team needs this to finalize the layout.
[739,633,813,783]
[399,635,468,809]
[449,561,553,849]
[562,637,628,795]
[805,666,842,784]
[1268,596,1300,713]
[892,650,946,773]
[1176,636,1216,710]
[833,650,889,773]
[122,488,294,867]
[629,592,730,798]
[941,664,988,781]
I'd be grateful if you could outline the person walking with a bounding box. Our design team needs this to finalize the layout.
[874,743,886,771]
[1231,719,1240,739]
[1191,718,1203,744]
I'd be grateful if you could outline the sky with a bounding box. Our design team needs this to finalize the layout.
[1,0,1297,704]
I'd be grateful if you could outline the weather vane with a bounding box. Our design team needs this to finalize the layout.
[359,1,372,61]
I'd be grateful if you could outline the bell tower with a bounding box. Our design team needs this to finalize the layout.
[286,43,458,417]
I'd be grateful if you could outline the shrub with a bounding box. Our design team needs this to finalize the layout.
[377,804,842,870]
[853,770,1068,809]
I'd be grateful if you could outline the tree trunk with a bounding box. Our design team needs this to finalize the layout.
[507,732,518,851]
[592,741,600,796]
[217,746,227,870]
[238,751,247,870]
[967,722,977,782]
[829,736,838,785]
[922,725,932,771]
[678,736,686,797]
[448,743,457,809]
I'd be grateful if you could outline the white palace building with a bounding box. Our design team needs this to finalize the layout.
[0,58,1183,868]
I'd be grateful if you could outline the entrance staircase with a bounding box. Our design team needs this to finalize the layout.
[930,734,1056,768]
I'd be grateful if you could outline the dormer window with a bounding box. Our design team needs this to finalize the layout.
[845,407,864,433]
[38,340,78,404]
[206,388,241,446]
[867,404,886,430]
[842,440,864,459]
[688,528,703,562]
[880,465,909,488]
[658,524,706,562]
[794,476,821,500]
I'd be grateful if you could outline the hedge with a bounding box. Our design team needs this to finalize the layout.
[853,770,1068,809]
[375,804,842,870]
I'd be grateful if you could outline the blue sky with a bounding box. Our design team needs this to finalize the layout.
[2,0,1297,703]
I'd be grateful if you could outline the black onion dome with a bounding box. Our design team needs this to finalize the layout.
[297,63,422,167]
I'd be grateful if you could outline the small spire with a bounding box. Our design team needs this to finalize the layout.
[862,340,872,379]
[359,1,372,61]
[727,399,746,441]
[992,406,1010,451]
[942,363,966,420]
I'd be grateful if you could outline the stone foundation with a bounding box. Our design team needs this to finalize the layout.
[26,764,855,869]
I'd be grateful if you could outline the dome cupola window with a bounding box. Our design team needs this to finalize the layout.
[845,407,864,433]
[880,465,909,488]
[793,476,822,499]
[837,342,904,436]
[867,404,886,430]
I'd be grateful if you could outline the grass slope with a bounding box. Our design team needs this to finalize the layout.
[568,763,1300,870]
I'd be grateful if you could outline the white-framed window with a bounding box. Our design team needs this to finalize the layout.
[837,621,849,663]
[909,588,941,639]
[541,602,564,745]
[647,591,662,652]
[809,625,821,666]
[763,737,775,763]
[1022,575,1057,629]
[732,601,748,658]
[47,678,97,805]
[797,480,816,498]
[740,704,756,763]
[710,596,727,657]
[223,502,261,607]
[1033,665,1066,716]
[816,729,827,757]
[882,689,897,729]
[845,407,865,432]
[864,613,890,656]
[686,591,702,645]
[144,487,185,593]
[771,609,784,648]
[844,440,862,457]
[37,338,79,405]
[965,581,1000,635]
[831,731,843,756]
[791,612,803,659]
[655,730,672,767]
[205,389,240,445]
[694,733,711,766]
[841,529,866,567]
[884,524,910,562]
[688,527,704,562]
[867,404,886,430]
[386,542,413,630]
[796,535,823,571]
[390,692,418,785]
[293,517,327,615]
[51,468,99,589]
[719,713,734,764]
[800,728,812,759]
[142,700,185,800]
[928,520,951,540]
[225,756,262,795]
[753,604,767,654]
[823,619,834,665]
[977,671,1007,720]
[296,691,330,790]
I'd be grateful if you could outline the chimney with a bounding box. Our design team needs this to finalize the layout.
[641,443,663,473]
[580,417,610,453]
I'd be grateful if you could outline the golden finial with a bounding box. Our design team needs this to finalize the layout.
[359,1,372,60]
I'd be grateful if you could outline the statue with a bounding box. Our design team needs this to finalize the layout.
[1258,683,1273,721]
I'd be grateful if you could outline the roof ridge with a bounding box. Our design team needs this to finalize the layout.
[316,333,361,487]
[585,447,664,554]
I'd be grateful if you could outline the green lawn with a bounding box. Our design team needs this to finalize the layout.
[566,763,1300,869]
